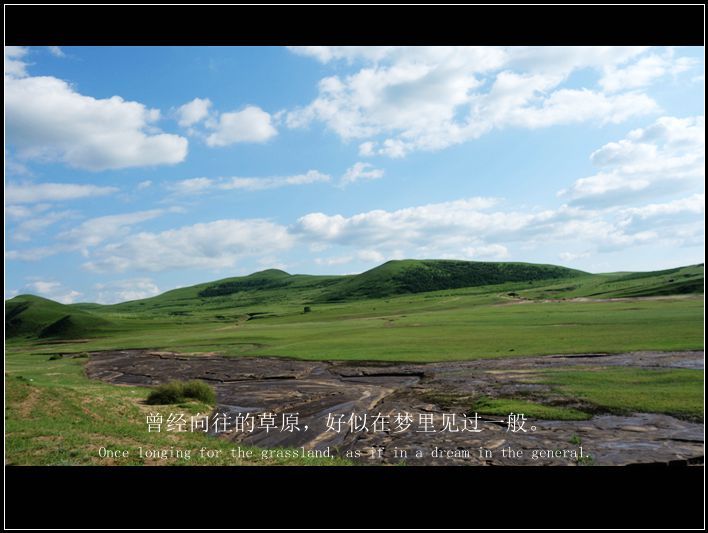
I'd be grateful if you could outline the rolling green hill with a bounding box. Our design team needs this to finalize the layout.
[97,259,587,314]
[521,264,704,300]
[5,294,111,340]
[5,260,704,343]
[318,259,586,301]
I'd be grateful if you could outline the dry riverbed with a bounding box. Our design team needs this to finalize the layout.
[85,349,704,466]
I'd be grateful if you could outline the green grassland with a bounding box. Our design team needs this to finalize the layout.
[537,367,704,420]
[5,260,705,360]
[5,353,350,465]
[469,366,705,422]
[5,259,705,465]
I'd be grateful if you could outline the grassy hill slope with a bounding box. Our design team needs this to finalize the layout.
[319,259,587,301]
[520,264,704,300]
[5,295,111,340]
[6,261,703,345]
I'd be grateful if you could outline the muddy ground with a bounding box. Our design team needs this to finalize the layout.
[85,349,704,465]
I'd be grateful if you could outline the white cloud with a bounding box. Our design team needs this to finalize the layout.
[480,83,657,130]
[559,251,590,262]
[462,244,510,260]
[624,193,704,220]
[5,149,33,176]
[170,170,330,194]
[59,209,168,250]
[47,46,65,58]
[314,255,353,266]
[357,249,385,263]
[285,46,676,157]
[314,249,387,266]
[294,197,549,259]
[12,210,77,242]
[5,51,188,171]
[205,105,277,147]
[559,115,705,206]
[176,97,212,127]
[6,203,51,220]
[618,194,705,237]
[600,50,697,93]
[25,280,82,304]
[7,209,170,261]
[137,180,153,190]
[288,46,400,64]
[341,162,384,185]
[84,218,294,273]
[6,182,118,204]
[292,191,704,260]
[94,278,161,304]
[11,189,702,274]
[5,46,29,77]
[6,246,63,262]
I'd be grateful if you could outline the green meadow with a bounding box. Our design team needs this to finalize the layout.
[6,261,705,360]
[5,259,705,465]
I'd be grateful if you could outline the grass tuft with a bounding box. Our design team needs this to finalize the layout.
[145,379,216,405]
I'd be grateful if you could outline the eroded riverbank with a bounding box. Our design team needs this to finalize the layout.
[85,349,704,465]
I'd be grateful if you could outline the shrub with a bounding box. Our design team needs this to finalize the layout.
[146,379,216,405]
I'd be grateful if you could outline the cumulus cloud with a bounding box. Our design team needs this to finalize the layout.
[6,246,64,262]
[5,46,29,77]
[294,197,559,259]
[293,191,703,260]
[176,97,212,127]
[559,115,705,206]
[285,46,692,157]
[94,278,161,304]
[47,46,65,58]
[11,210,77,242]
[284,46,695,157]
[170,170,330,194]
[618,194,705,236]
[10,190,702,274]
[288,46,400,64]
[59,209,168,250]
[314,249,386,266]
[341,162,384,185]
[25,280,82,304]
[314,255,355,266]
[7,208,170,261]
[6,182,118,203]
[599,50,697,93]
[5,48,188,171]
[83,219,294,273]
[462,244,510,260]
[357,249,385,263]
[205,105,277,147]
[624,193,704,220]
[559,251,590,262]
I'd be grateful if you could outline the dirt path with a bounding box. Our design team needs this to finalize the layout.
[85,350,704,465]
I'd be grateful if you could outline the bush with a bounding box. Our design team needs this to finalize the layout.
[146,379,216,405]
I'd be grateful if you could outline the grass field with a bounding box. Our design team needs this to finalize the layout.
[5,353,350,465]
[4,260,705,465]
[537,367,704,420]
[5,262,704,361]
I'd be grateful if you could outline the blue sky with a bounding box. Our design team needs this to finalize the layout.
[5,46,705,304]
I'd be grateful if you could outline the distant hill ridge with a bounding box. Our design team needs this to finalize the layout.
[317,259,586,301]
[5,260,704,340]
[5,294,110,340]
